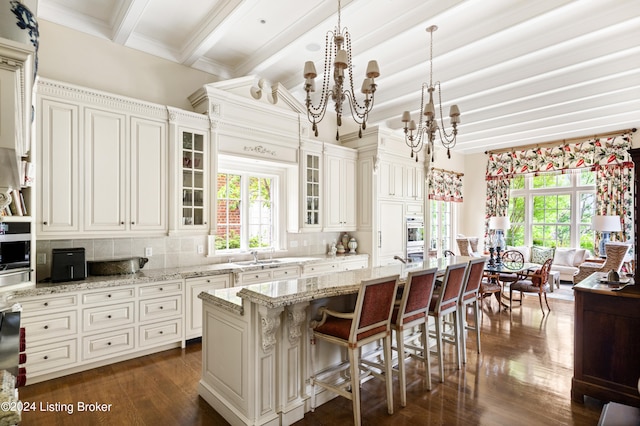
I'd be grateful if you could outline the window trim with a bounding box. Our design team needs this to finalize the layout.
[216,156,288,253]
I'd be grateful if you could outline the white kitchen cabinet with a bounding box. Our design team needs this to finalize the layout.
[233,265,300,286]
[186,275,230,339]
[178,128,208,229]
[379,161,404,199]
[299,140,323,231]
[0,38,34,157]
[378,201,406,265]
[37,98,80,234]
[36,79,169,238]
[83,107,127,231]
[324,145,357,231]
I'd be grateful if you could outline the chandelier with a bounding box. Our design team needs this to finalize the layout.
[302,0,380,141]
[401,25,460,162]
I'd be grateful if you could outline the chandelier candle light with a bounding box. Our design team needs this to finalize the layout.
[401,25,460,162]
[303,0,380,141]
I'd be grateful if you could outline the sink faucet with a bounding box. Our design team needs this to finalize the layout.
[251,250,258,263]
[393,255,407,264]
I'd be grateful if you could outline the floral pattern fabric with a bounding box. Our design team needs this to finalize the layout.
[485,133,634,254]
[428,169,463,203]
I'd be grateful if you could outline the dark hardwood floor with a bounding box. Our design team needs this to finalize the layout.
[20,290,604,425]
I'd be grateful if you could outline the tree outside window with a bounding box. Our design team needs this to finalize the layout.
[216,172,274,251]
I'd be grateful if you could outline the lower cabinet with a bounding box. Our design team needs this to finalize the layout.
[233,266,300,286]
[17,279,186,384]
[186,275,230,339]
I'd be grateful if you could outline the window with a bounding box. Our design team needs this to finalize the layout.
[429,200,453,257]
[508,170,595,250]
[216,169,277,251]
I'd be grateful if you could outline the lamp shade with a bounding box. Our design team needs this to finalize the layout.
[591,215,621,232]
[489,216,510,230]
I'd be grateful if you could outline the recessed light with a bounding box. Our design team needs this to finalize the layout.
[259,19,266,24]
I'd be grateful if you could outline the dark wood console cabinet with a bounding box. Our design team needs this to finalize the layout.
[572,276,640,407]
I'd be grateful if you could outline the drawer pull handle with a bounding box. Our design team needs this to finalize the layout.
[44,325,49,330]
[159,306,163,310]
[159,288,163,291]
[43,302,49,307]
[255,275,259,278]
[107,315,112,319]
[159,331,163,335]
[108,294,112,298]
[44,356,48,360]
[107,342,111,346]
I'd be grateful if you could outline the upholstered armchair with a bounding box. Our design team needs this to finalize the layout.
[574,243,630,284]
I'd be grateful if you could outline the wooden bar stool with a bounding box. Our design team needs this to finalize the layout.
[309,275,399,425]
[458,258,486,364]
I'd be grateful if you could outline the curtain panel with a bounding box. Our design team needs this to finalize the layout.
[428,169,463,202]
[485,133,634,252]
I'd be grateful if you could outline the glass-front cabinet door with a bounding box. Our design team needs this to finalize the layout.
[299,141,323,231]
[180,130,207,228]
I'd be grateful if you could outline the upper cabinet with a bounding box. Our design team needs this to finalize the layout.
[36,79,169,239]
[324,144,357,231]
[299,140,323,232]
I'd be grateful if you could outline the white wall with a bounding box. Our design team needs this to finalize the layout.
[37,20,218,110]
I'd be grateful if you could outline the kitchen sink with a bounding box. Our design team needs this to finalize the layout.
[233,259,283,266]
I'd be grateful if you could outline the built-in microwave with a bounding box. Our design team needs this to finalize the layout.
[0,222,30,271]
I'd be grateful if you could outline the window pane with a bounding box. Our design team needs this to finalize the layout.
[510,175,525,190]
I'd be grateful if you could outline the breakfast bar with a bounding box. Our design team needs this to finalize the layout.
[197,257,472,426]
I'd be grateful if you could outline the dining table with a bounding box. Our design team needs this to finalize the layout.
[483,261,538,309]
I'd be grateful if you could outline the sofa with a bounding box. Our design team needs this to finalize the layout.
[506,246,591,283]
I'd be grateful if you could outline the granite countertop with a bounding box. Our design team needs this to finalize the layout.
[199,256,474,315]
[9,254,369,299]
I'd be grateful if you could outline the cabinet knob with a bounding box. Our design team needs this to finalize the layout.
[43,221,48,225]
[159,288,163,291]
[43,302,49,307]
[159,306,163,310]
[108,294,112,298]
[159,331,163,334]
[44,356,49,360]
[120,221,124,225]
[131,222,135,225]
[107,342,112,346]
[44,325,49,330]
[107,315,112,319]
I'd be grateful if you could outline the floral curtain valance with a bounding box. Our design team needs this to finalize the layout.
[486,133,633,179]
[428,168,463,202]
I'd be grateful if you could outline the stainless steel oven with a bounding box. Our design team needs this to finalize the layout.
[406,217,424,262]
[0,222,31,287]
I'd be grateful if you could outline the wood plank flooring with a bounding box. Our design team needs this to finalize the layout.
[20,290,604,425]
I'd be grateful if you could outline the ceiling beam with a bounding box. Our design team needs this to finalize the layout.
[111,0,151,45]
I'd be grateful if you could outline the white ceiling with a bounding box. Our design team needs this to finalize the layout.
[36,0,640,154]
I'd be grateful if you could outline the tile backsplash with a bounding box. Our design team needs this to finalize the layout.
[35,231,356,282]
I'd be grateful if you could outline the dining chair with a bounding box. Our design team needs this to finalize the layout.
[498,249,526,286]
[309,275,399,425]
[389,267,438,407]
[458,258,486,364]
[428,262,468,382]
[509,258,553,315]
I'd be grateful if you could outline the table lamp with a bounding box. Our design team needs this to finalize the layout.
[489,216,510,264]
[592,215,621,257]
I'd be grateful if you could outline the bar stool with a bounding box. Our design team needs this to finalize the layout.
[458,258,486,364]
[390,267,438,406]
[428,262,468,382]
[309,275,399,425]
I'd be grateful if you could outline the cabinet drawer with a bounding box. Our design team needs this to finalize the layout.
[83,287,135,304]
[139,295,182,322]
[139,318,182,347]
[23,311,78,341]
[138,281,182,297]
[20,294,78,314]
[341,260,368,271]
[83,302,135,332]
[239,270,273,284]
[82,328,135,360]
[26,339,78,375]
[303,262,339,276]
[273,266,299,279]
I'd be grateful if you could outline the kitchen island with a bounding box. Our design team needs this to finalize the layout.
[197,256,472,426]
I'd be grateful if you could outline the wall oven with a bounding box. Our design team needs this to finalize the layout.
[406,217,425,262]
[0,222,31,288]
